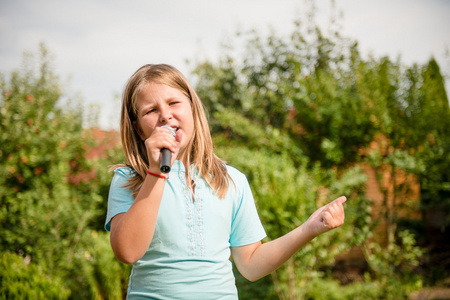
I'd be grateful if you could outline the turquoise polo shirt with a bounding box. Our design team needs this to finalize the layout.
[105,161,266,299]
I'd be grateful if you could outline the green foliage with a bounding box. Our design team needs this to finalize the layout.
[301,276,412,300]
[2,1,448,297]
[414,59,450,215]
[0,251,69,299]
[234,264,278,299]
[0,44,97,260]
[191,3,449,297]
[0,44,128,299]
[61,231,131,299]
[211,104,370,299]
[363,230,423,293]
[194,19,377,168]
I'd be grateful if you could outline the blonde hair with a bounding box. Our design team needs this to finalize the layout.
[113,64,231,199]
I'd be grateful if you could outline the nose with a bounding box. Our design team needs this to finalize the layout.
[159,106,172,124]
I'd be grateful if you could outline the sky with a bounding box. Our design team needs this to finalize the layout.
[1,0,449,129]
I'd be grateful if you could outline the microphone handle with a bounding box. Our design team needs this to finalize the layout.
[160,148,172,173]
[160,125,176,173]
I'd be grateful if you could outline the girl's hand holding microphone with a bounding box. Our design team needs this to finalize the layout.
[144,126,182,175]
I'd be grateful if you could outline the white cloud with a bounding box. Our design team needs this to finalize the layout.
[337,0,450,64]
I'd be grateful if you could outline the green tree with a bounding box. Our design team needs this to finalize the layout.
[211,109,369,300]
[192,26,373,295]
[190,5,447,297]
[416,59,450,217]
[0,44,128,299]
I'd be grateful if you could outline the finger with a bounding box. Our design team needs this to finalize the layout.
[333,196,347,205]
[154,128,177,151]
[326,203,340,216]
[322,210,343,228]
[147,136,174,154]
[175,129,183,143]
[173,130,183,153]
[324,206,341,225]
[325,202,345,221]
[322,211,341,228]
[321,211,333,225]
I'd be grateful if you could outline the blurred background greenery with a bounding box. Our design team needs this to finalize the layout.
[1,9,449,300]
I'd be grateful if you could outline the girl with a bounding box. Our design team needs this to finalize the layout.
[105,64,347,299]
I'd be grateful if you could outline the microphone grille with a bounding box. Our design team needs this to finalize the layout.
[161,125,176,137]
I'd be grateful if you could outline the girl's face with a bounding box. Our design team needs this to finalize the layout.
[133,82,194,154]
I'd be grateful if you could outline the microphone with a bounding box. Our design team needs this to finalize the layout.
[160,125,176,173]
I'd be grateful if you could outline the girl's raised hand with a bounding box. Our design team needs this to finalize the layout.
[144,127,182,173]
[305,196,347,237]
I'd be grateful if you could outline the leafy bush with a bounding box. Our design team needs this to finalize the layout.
[0,44,128,299]
[0,252,69,299]
[191,4,448,297]
[210,108,370,299]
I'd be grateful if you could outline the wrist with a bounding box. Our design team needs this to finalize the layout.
[147,164,162,174]
[146,170,168,179]
[301,222,319,240]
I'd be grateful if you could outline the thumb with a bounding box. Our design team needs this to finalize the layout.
[175,129,183,144]
[333,196,347,205]
[173,129,183,156]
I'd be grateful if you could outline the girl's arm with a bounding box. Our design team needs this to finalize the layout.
[109,128,181,264]
[231,196,346,282]
[109,175,166,264]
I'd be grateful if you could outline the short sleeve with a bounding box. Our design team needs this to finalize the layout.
[229,169,266,247]
[104,167,135,231]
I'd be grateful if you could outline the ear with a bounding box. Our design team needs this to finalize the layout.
[132,121,146,141]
